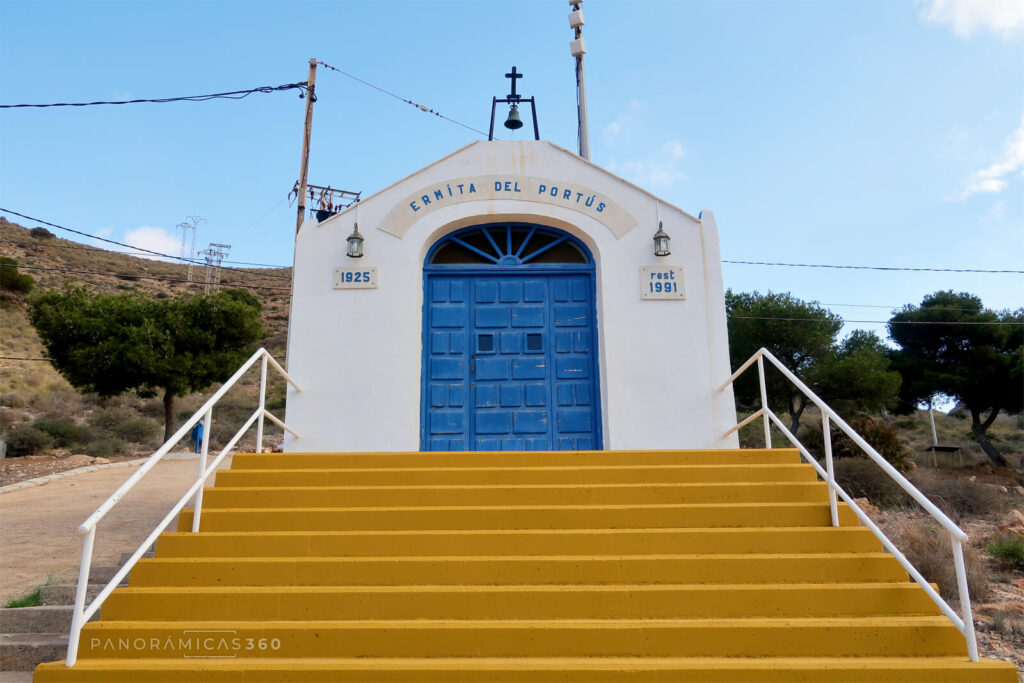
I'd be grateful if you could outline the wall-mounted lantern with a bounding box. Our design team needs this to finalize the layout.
[346,222,364,258]
[653,221,671,257]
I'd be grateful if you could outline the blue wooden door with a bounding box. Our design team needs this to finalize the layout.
[424,273,599,451]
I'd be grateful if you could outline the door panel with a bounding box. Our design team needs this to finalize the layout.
[423,273,598,451]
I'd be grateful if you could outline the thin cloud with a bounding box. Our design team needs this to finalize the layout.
[608,140,688,189]
[123,225,181,260]
[602,100,646,143]
[918,0,1024,38]
[952,115,1024,200]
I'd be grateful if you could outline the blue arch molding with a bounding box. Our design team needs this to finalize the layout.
[421,223,603,452]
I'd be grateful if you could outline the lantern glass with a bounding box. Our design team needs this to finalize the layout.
[653,222,671,257]
[347,225,364,258]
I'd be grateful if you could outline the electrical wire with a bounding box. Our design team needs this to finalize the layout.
[0,239,291,277]
[728,315,1022,326]
[723,259,1022,274]
[0,83,309,109]
[0,210,291,281]
[316,61,487,137]
[13,263,291,292]
[10,209,1018,277]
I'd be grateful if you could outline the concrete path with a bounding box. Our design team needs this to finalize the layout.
[0,456,231,604]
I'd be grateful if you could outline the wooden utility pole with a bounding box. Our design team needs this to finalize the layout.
[295,58,317,234]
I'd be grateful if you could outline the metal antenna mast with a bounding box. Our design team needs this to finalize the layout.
[176,216,204,282]
[569,1,590,160]
[199,242,231,293]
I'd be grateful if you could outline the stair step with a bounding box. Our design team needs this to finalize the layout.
[72,617,966,659]
[38,585,116,607]
[33,656,1020,682]
[0,606,98,634]
[119,550,155,567]
[101,583,940,621]
[154,526,883,558]
[230,449,802,470]
[199,482,831,507]
[215,463,819,487]
[30,448,1017,681]
[0,633,66,672]
[77,567,121,584]
[127,553,907,587]
[179,502,859,532]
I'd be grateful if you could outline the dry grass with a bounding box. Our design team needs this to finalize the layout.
[884,516,992,603]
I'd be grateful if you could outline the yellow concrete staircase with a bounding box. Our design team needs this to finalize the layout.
[35,448,1018,681]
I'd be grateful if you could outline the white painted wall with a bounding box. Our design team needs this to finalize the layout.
[284,141,737,452]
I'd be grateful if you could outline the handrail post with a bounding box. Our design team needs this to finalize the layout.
[256,352,268,452]
[757,354,771,448]
[65,527,95,666]
[822,412,839,527]
[191,409,212,533]
[951,536,980,661]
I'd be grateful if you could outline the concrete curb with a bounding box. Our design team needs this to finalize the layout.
[0,452,200,495]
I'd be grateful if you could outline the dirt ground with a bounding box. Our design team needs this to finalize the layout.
[0,456,231,603]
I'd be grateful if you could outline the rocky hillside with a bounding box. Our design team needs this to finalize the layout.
[0,217,294,470]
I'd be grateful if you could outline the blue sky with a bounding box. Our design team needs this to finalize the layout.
[1,0,1021,342]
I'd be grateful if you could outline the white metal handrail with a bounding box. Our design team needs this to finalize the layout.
[720,348,978,661]
[64,348,301,666]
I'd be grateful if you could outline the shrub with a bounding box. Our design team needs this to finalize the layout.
[0,257,34,294]
[0,407,22,430]
[988,610,1024,639]
[111,417,158,443]
[831,417,910,470]
[987,533,1024,570]
[886,518,990,603]
[88,408,135,431]
[137,398,166,419]
[0,391,30,409]
[833,457,911,509]
[83,437,130,459]
[5,426,54,456]
[911,473,1002,521]
[32,417,92,449]
[29,227,54,239]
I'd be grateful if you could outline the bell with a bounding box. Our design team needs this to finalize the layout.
[504,105,523,130]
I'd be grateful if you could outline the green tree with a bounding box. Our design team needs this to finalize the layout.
[30,287,265,441]
[727,291,900,435]
[888,291,1023,468]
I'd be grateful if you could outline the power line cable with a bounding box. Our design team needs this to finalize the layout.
[13,263,291,292]
[728,315,1022,326]
[0,210,291,281]
[316,61,488,137]
[0,239,291,277]
[723,259,1022,274]
[0,83,309,109]
[10,209,1017,276]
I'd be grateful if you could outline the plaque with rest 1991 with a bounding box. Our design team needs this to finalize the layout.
[333,267,378,289]
[640,266,685,300]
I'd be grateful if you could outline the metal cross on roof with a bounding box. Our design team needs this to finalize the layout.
[505,66,522,100]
